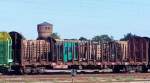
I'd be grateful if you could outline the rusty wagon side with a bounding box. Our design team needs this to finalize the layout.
[52,41,123,70]
[57,39,150,72]
[20,40,53,74]
[78,41,122,68]
[115,36,149,72]
[128,36,149,65]
[17,37,150,73]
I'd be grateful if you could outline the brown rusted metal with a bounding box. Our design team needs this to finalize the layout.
[19,36,150,70]
[128,36,149,65]
[21,40,52,67]
[117,41,128,63]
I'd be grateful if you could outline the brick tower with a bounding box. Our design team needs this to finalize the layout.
[37,22,53,39]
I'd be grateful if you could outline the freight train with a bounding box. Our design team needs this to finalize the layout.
[0,31,150,74]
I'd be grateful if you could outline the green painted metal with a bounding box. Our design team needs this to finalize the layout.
[63,41,78,62]
[0,32,12,68]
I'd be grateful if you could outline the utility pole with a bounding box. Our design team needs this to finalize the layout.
[71,69,77,83]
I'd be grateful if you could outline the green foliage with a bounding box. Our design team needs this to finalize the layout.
[120,33,136,41]
[51,33,60,39]
[79,37,87,41]
[92,34,113,42]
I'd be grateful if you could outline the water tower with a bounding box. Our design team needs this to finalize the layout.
[37,22,53,39]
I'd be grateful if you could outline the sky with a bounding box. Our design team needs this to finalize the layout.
[0,0,150,40]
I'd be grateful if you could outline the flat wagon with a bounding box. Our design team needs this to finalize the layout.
[20,40,52,74]
[127,36,149,72]
[54,41,123,70]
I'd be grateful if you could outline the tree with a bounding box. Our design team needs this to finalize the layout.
[120,33,136,41]
[79,37,87,41]
[51,33,60,39]
[92,34,113,42]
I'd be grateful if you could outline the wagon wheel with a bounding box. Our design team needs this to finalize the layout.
[19,68,24,75]
[135,66,142,72]
[141,65,148,73]
[37,67,45,74]
[112,66,120,73]
[125,66,132,73]
[1,68,11,75]
[31,68,38,74]
[24,67,32,74]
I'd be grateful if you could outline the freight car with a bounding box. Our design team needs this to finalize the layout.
[19,40,79,74]
[1,31,150,74]
[54,39,150,73]
[126,36,149,72]
[20,40,52,74]
[9,31,26,73]
[0,32,13,73]
[47,41,125,71]
[76,41,121,70]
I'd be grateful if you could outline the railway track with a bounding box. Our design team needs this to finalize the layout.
[0,73,150,83]
[0,72,150,78]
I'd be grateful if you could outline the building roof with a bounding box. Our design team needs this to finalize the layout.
[38,22,53,26]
